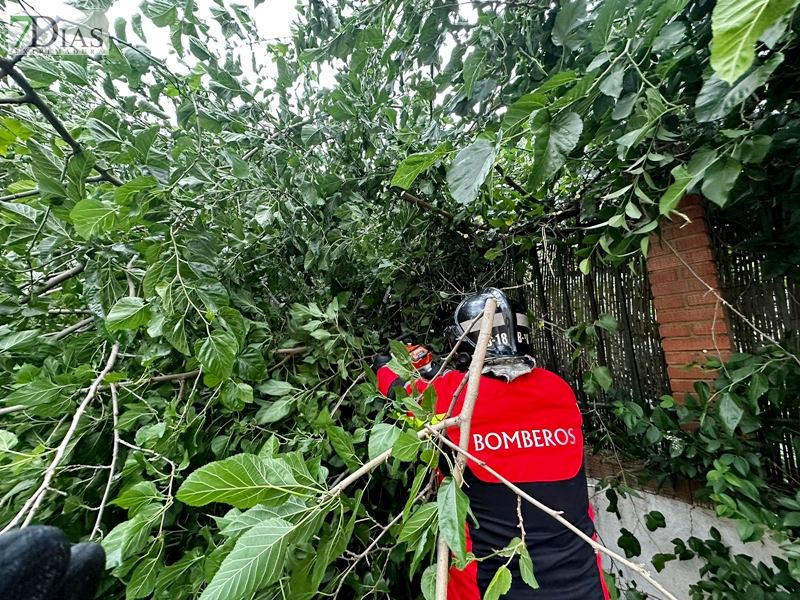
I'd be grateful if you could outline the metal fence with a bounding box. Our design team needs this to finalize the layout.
[710,211,800,489]
[506,242,671,408]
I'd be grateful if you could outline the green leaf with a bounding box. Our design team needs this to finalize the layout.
[70,199,118,238]
[484,565,513,600]
[66,151,96,203]
[552,0,588,50]
[695,54,784,122]
[658,165,693,215]
[701,156,741,207]
[115,176,158,204]
[127,555,160,600]
[217,497,309,537]
[196,331,239,380]
[162,314,189,355]
[590,0,624,52]
[0,430,19,452]
[199,518,294,600]
[593,366,613,391]
[645,510,667,531]
[259,380,295,397]
[111,481,164,515]
[747,372,770,403]
[502,94,546,132]
[599,67,624,99]
[717,392,744,436]
[437,477,469,563]
[530,111,583,190]
[328,425,361,471]
[421,565,437,600]
[518,544,539,589]
[256,398,295,424]
[221,381,253,411]
[106,297,151,331]
[710,0,798,83]
[177,454,298,509]
[391,144,449,190]
[222,151,251,179]
[462,48,486,99]
[392,430,423,462]
[447,137,498,205]
[102,505,159,568]
[141,0,179,27]
[368,423,402,460]
[398,503,438,543]
[4,378,74,409]
[86,117,123,151]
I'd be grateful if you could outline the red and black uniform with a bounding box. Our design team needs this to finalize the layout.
[377,365,609,600]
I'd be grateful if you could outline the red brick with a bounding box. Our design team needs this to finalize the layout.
[678,262,717,278]
[662,336,722,351]
[668,234,712,253]
[651,278,708,297]
[671,380,700,393]
[692,322,729,336]
[649,269,679,285]
[647,239,671,257]
[647,247,713,271]
[668,366,711,380]
[659,324,692,337]
[671,219,708,237]
[686,291,720,306]
[657,308,719,324]
[664,351,708,366]
[654,295,686,310]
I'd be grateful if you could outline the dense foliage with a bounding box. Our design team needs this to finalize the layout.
[1,0,799,599]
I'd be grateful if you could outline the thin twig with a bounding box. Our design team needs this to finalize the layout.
[325,417,461,500]
[426,427,680,600]
[429,310,485,383]
[0,405,25,417]
[22,263,85,304]
[2,342,120,533]
[400,191,453,219]
[91,383,120,540]
[45,316,94,340]
[333,483,433,597]
[444,373,470,419]
[331,373,366,418]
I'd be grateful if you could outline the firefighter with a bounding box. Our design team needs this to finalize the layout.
[374,288,609,600]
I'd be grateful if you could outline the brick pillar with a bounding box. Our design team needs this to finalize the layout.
[645,195,735,398]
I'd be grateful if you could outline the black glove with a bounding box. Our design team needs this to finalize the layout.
[0,526,105,600]
[372,352,392,372]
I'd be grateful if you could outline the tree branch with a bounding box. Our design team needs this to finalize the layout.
[45,316,94,340]
[21,263,85,303]
[0,94,31,105]
[91,383,120,540]
[0,59,123,187]
[400,192,453,219]
[426,426,680,600]
[495,164,529,198]
[436,297,497,600]
[453,298,496,486]
[0,177,104,204]
[0,405,25,417]
[2,342,121,533]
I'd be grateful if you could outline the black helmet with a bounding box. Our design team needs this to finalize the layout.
[444,287,533,360]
